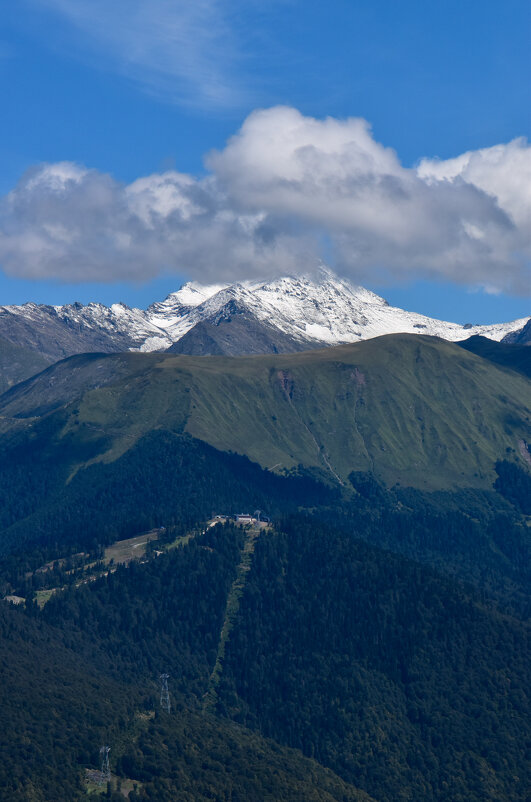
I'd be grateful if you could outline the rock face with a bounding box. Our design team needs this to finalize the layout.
[167,300,313,356]
[0,301,167,362]
[0,268,528,361]
[502,318,531,345]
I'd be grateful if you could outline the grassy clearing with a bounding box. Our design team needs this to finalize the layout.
[3,594,25,605]
[35,588,58,608]
[165,532,196,550]
[85,770,142,797]
[29,527,188,608]
[104,530,161,565]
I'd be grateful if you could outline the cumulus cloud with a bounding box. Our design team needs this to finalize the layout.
[417,138,531,231]
[209,108,530,291]
[0,106,530,293]
[0,159,313,283]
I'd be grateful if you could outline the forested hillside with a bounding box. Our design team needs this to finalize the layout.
[0,599,137,801]
[1,524,377,801]
[0,428,336,589]
[2,515,527,801]
[0,336,529,801]
[217,517,529,802]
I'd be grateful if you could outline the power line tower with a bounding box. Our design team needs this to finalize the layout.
[98,746,111,786]
[160,673,171,713]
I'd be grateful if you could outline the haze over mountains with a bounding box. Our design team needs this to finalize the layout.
[0,270,528,373]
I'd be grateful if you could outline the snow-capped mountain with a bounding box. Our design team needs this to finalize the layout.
[157,271,527,353]
[0,299,169,362]
[0,269,528,363]
[502,318,531,345]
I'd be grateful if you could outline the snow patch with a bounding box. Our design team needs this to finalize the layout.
[1,268,527,354]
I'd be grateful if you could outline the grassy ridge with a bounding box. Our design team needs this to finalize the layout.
[179,334,531,487]
[1,334,530,489]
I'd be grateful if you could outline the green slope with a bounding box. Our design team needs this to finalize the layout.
[0,596,374,802]
[36,519,529,802]
[1,334,529,490]
[217,517,530,802]
[180,334,531,488]
[0,600,137,801]
[0,335,50,394]
[458,335,531,379]
[119,710,376,802]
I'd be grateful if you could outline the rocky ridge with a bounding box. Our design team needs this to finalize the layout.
[0,269,527,361]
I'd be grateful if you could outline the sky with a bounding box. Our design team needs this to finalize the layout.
[0,0,529,323]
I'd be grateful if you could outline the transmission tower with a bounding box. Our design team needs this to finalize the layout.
[98,745,111,786]
[160,673,171,713]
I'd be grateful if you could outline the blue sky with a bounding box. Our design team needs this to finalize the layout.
[0,0,529,322]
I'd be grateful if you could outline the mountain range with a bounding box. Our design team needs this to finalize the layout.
[0,270,528,377]
[0,328,529,801]
[0,270,529,801]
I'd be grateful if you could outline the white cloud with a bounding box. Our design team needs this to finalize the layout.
[0,106,529,293]
[0,160,312,283]
[208,107,530,291]
[26,0,250,108]
[418,138,531,231]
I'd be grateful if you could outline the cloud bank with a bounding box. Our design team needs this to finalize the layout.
[1,107,529,293]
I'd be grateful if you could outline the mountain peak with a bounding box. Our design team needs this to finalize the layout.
[0,268,528,362]
[151,281,229,311]
[141,269,528,355]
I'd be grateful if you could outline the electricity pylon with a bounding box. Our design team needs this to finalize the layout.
[160,673,171,713]
[99,745,111,785]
